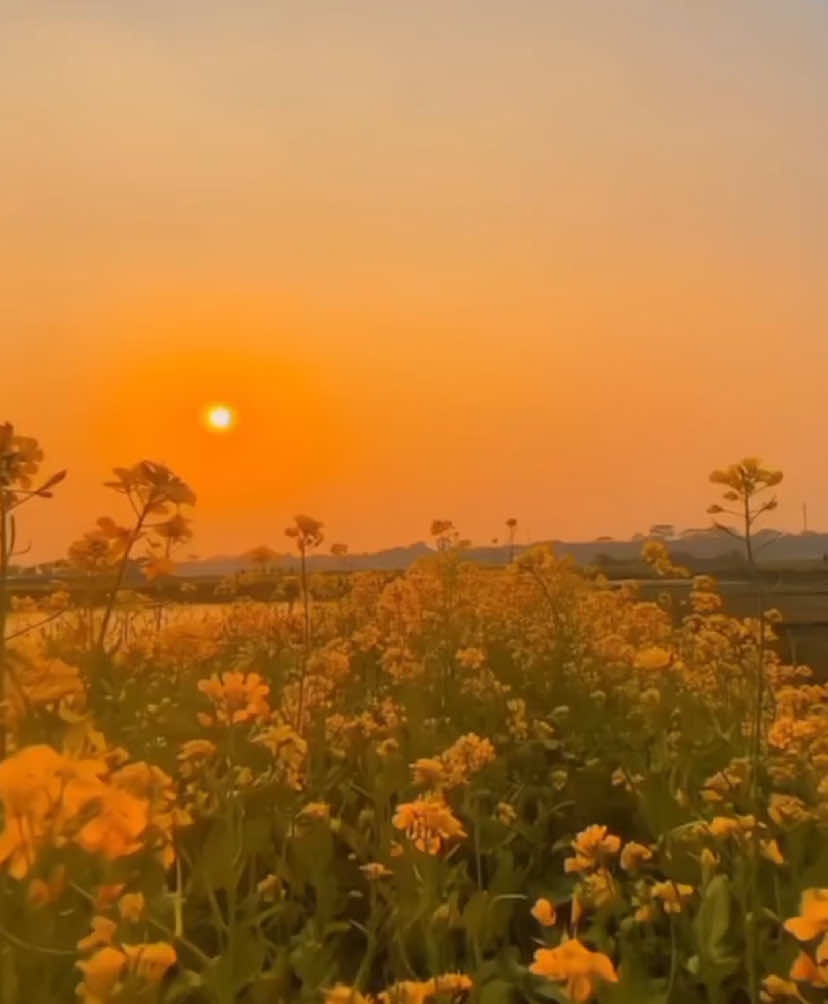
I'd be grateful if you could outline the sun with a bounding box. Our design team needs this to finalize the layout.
[204,403,236,431]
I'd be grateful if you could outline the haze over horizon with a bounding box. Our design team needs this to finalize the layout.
[4,1,828,562]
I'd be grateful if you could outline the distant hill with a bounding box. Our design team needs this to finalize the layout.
[173,529,828,577]
[175,541,435,577]
[12,529,828,586]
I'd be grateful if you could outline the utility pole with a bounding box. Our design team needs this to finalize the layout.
[803,502,808,534]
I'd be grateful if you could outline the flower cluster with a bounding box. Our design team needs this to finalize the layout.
[392,796,467,855]
[324,973,473,1004]
[410,732,496,792]
[196,671,270,726]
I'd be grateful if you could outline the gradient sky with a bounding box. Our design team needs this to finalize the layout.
[3,1,828,560]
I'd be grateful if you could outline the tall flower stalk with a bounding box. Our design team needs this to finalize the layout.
[94,462,195,655]
[505,517,518,564]
[708,457,783,1004]
[285,514,324,732]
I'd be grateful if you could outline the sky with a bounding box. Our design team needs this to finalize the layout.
[2,0,828,561]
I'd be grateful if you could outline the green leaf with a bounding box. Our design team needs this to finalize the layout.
[199,822,238,891]
[693,875,741,991]
[160,969,206,1003]
[477,978,516,1004]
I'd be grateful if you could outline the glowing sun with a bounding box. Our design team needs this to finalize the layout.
[204,404,236,431]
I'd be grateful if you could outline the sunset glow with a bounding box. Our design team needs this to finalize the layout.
[3,1,828,563]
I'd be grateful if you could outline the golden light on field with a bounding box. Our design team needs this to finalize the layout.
[204,404,236,432]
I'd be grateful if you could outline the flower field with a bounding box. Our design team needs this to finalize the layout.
[3,428,828,1003]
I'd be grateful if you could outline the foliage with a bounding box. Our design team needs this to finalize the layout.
[1,437,826,1004]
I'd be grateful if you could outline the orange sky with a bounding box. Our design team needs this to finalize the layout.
[3,1,828,560]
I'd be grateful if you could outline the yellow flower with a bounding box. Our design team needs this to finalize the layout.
[505,698,528,740]
[257,874,282,901]
[299,801,331,822]
[4,653,85,729]
[702,759,750,803]
[376,974,472,1003]
[634,646,672,670]
[761,839,785,866]
[652,881,694,914]
[785,889,828,941]
[26,878,52,908]
[496,801,517,825]
[360,861,393,880]
[769,794,812,828]
[437,733,497,788]
[0,745,69,877]
[197,671,270,726]
[761,974,804,1000]
[324,986,375,1004]
[118,892,146,923]
[620,841,653,872]
[377,980,430,1004]
[708,815,755,840]
[790,940,828,988]
[235,766,254,788]
[582,870,618,909]
[77,916,118,953]
[94,884,126,911]
[456,647,486,669]
[178,739,217,762]
[431,973,473,995]
[531,898,557,926]
[707,816,739,838]
[27,864,66,907]
[392,796,466,855]
[76,785,149,861]
[75,946,126,1003]
[530,938,619,1002]
[255,723,308,791]
[122,942,177,984]
[411,758,445,788]
[611,767,642,791]
[564,825,621,874]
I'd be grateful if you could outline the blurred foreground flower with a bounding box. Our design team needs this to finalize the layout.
[530,939,618,1002]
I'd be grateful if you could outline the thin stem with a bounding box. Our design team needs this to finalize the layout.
[0,923,77,958]
[147,916,212,968]
[473,803,483,891]
[353,882,379,990]
[665,914,679,1002]
[97,499,152,653]
[743,484,763,1004]
[295,544,311,733]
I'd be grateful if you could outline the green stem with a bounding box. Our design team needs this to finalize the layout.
[665,914,678,1002]
[97,510,148,653]
[353,883,379,990]
[0,923,77,958]
[745,498,764,1004]
[473,804,483,891]
[296,546,310,733]
[147,917,212,969]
